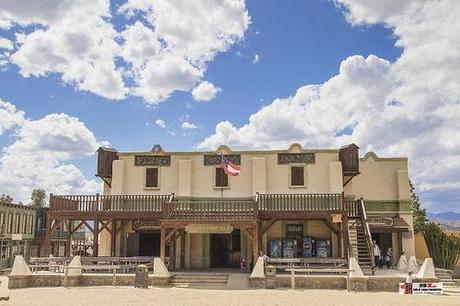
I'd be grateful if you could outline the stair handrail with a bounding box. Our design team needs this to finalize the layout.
[347,221,354,258]
[359,198,375,272]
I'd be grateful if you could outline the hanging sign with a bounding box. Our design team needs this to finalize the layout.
[332,214,342,223]
[185,224,233,234]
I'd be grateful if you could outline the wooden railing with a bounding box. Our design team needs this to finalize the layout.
[50,194,172,212]
[50,193,344,218]
[169,200,255,221]
[358,199,375,270]
[257,193,342,211]
[345,200,359,217]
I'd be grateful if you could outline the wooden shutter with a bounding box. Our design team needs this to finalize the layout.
[215,167,228,187]
[145,168,158,188]
[291,166,304,186]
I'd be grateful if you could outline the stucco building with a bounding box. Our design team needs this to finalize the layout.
[45,143,414,271]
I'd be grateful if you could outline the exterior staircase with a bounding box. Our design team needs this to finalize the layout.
[346,199,375,275]
[348,219,373,274]
[171,272,229,288]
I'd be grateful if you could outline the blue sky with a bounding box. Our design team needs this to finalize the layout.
[0,1,459,213]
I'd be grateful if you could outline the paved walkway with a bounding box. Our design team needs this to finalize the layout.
[1,276,459,306]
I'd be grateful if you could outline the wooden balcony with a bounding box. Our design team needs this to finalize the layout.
[49,193,344,220]
[49,194,172,219]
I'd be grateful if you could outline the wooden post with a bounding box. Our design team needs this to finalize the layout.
[180,230,185,269]
[111,219,116,256]
[66,220,73,257]
[252,224,259,264]
[160,225,166,263]
[63,267,69,287]
[93,219,99,257]
[112,268,117,286]
[291,270,295,289]
[43,212,52,256]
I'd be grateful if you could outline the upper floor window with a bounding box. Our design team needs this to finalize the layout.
[290,166,305,187]
[215,167,228,188]
[145,167,159,188]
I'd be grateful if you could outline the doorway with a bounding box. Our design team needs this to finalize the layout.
[138,232,160,256]
[210,230,241,268]
[371,232,392,256]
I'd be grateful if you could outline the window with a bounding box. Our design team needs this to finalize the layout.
[145,167,159,188]
[290,166,305,187]
[215,167,228,187]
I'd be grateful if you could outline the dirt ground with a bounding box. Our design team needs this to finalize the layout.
[1,285,459,306]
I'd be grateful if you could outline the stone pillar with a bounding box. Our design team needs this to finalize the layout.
[178,159,192,197]
[329,161,343,193]
[252,157,266,194]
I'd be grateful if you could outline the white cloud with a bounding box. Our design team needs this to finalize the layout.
[2,0,127,100]
[118,0,250,104]
[0,99,26,135]
[0,0,250,104]
[252,54,260,64]
[155,119,166,129]
[199,0,460,212]
[191,81,222,102]
[0,99,104,202]
[181,121,198,130]
[0,37,13,50]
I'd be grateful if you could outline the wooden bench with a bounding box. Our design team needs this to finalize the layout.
[62,265,121,287]
[285,268,354,290]
[267,258,348,270]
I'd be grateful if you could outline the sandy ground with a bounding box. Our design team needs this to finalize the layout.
[1,277,459,306]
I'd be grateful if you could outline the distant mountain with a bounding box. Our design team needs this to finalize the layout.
[428,211,460,221]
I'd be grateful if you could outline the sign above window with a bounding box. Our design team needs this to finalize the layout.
[278,153,315,164]
[204,154,240,165]
[135,155,170,166]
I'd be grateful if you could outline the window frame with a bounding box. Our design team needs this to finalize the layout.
[213,166,230,189]
[289,164,308,188]
[144,167,160,190]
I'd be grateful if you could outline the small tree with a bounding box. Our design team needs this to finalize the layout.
[410,181,427,233]
[423,222,460,270]
[0,194,13,204]
[31,188,47,207]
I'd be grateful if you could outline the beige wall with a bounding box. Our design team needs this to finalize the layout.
[108,145,343,197]
[346,152,409,201]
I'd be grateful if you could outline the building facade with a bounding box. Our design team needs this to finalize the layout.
[45,143,414,270]
[0,202,39,268]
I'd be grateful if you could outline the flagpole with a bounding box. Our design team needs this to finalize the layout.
[220,151,224,198]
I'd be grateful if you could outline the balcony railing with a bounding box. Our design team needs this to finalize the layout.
[256,193,342,211]
[50,193,344,218]
[167,200,255,221]
[50,194,172,212]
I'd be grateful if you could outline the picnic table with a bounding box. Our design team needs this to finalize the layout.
[285,268,354,290]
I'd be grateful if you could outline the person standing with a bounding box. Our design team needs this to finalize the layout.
[405,271,414,294]
[373,240,381,269]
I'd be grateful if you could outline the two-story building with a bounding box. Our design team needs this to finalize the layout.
[45,143,414,271]
[0,202,39,268]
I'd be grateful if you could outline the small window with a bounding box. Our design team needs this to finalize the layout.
[290,166,305,186]
[145,167,159,188]
[215,167,228,187]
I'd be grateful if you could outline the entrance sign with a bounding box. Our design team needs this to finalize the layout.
[399,282,443,295]
[331,214,342,223]
[185,224,233,234]
[368,217,393,226]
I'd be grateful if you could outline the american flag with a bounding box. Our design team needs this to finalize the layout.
[221,154,240,176]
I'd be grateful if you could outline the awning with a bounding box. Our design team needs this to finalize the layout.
[368,217,410,233]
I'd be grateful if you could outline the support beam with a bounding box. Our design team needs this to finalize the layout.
[260,219,276,236]
[252,224,259,263]
[93,219,99,257]
[180,230,185,269]
[160,226,166,263]
[111,219,116,256]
